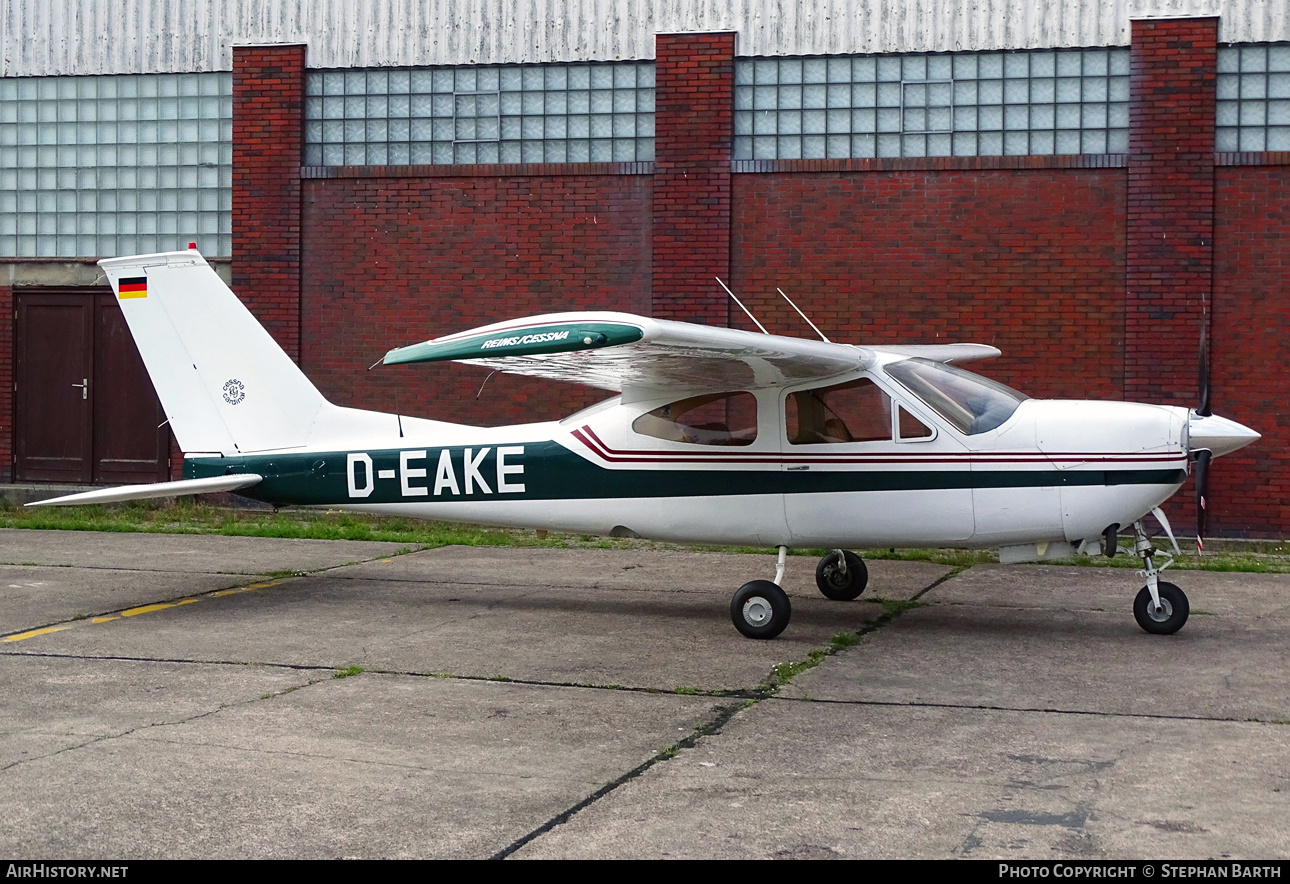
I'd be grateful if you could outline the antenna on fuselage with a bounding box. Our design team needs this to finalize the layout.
[776,288,831,343]
[715,277,770,335]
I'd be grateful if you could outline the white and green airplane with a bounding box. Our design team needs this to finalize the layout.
[33,248,1259,640]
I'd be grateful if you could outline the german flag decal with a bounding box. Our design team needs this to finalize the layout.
[118,277,148,299]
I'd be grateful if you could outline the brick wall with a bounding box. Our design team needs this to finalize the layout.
[651,32,735,325]
[732,166,1127,400]
[1212,163,1290,536]
[1125,18,1218,407]
[300,172,652,426]
[233,44,305,360]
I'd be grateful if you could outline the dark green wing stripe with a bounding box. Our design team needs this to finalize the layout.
[383,322,644,366]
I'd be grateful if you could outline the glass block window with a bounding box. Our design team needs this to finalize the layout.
[1217,44,1290,152]
[304,62,655,165]
[0,73,232,258]
[734,48,1130,159]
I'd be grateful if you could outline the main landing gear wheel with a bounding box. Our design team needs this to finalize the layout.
[731,580,791,640]
[815,550,868,601]
[1133,581,1189,635]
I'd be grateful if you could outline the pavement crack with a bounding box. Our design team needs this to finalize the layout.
[0,672,324,776]
[488,574,949,859]
[488,698,751,860]
[770,694,1275,724]
[0,651,750,698]
[911,565,965,600]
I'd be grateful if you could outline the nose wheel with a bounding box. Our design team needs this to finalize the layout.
[1133,581,1189,635]
[1129,516,1189,635]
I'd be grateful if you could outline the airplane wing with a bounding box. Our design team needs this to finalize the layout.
[870,344,1001,363]
[381,312,874,392]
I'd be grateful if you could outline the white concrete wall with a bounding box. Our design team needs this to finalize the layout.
[2,0,1286,76]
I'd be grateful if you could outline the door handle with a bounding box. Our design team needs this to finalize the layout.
[71,378,88,400]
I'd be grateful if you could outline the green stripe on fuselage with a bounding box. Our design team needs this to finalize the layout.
[185,442,1186,507]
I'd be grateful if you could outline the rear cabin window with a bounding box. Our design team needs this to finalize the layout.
[787,378,892,444]
[632,392,758,446]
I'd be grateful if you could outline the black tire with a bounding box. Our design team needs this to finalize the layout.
[815,550,868,601]
[1133,581,1189,635]
[730,580,791,639]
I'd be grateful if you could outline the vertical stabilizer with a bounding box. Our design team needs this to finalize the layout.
[99,249,327,454]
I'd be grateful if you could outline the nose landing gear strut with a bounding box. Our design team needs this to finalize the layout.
[1130,509,1189,635]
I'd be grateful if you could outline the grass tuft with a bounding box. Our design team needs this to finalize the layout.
[831,631,860,648]
[5,499,1290,573]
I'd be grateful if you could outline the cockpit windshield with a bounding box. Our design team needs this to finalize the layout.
[883,358,1028,435]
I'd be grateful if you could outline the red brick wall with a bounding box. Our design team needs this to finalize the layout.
[652,32,735,325]
[233,44,305,360]
[1211,163,1290,536]
[300,173,652,426]
[1125,18,1217,406]
[732,167,1127,399]
[0,284,11,482]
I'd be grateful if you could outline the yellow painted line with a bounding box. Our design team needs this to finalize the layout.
[211,580,280,597]
[119,599,201,617]
[2,578,284,642]
[3,625,72,642]
[120,603,178,617]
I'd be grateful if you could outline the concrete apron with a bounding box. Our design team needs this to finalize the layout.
[0,529,1286,859]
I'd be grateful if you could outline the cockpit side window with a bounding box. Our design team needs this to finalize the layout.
[632,391,758,446]
[786,378,892,445]
[897,404,934,441]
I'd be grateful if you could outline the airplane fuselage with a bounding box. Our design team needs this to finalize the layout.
[187,370,1190,552]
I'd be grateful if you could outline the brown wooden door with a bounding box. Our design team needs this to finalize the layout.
[15,290,169,484]
[15,294,94,482]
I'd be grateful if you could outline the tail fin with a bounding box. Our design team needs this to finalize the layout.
[100,248,327,455]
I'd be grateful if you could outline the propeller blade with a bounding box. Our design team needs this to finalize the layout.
[1195,448,1212,553]
[1197,323,1212,417]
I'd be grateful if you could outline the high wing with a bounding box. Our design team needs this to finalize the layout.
[382,311,999,394]
[869,344,1002,363]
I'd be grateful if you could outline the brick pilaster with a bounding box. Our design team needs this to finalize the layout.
[1125,17,1218,405]
[233,44,306,360]
[651,32,736,325]
[0,284,11,482]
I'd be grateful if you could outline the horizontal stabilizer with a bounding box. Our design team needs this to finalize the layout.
[26,475,264,508]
